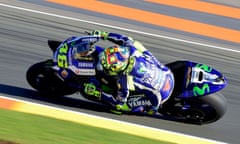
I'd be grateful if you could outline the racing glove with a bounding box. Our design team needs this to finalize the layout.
[91,30,109,40]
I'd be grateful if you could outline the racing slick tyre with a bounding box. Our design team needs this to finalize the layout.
[26,59,77,96]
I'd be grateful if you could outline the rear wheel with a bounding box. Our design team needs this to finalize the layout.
[26,60,77,96]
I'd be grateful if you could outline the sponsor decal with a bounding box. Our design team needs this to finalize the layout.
[142,66,164,90]
[78,62,94,68]
[128,97,152,107]
[69,65,96,76]
[81,37,98,43]
[61,69,68,78]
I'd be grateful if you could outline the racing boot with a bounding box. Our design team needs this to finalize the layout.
[99,92,130,114]
[115,103,131,112]
[146,106,158,115]
[115,94,131,112]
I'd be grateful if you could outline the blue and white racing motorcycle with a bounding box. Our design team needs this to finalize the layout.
[26,36,227,125]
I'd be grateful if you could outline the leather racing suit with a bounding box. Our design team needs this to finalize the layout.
[93,31,175,113]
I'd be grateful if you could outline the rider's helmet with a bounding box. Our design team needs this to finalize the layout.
[101,45,130,75]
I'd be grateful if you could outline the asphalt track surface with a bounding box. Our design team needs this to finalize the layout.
[0,0,239,144]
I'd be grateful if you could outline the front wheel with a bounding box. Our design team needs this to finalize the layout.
[159,93,227,124]
[195,93,227,124]
[26,59,77,96]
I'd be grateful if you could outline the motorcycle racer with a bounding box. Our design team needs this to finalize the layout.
[90,30,175,114]
[27,30,228,123]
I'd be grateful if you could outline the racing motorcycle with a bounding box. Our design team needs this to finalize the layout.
[26,36,228,125]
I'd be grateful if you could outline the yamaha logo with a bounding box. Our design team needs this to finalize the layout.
[128,98,152,107]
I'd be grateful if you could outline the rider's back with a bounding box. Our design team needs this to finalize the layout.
[129,55,170,91]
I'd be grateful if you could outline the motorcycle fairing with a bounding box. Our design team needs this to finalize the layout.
[178,61,227,98]
[52,36,101,78]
